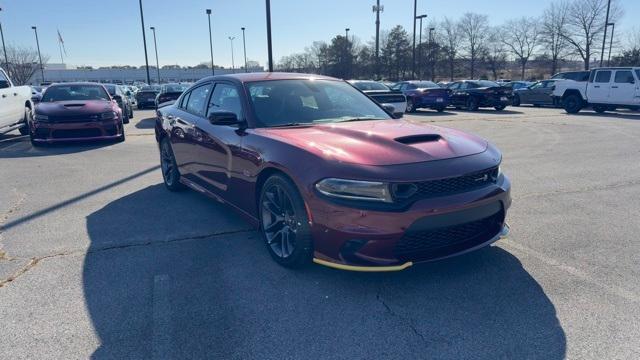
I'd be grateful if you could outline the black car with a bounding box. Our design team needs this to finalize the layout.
[155,83,190,108]
[348,80,406,115]
[103,84,133,123]
[446,80,511,111]
[135,85,161,109]
[512,79,562,107]
[550,71,590,82]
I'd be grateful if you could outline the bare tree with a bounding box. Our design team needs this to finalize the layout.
[6,46,48,85]
[541,1,571,76]
[440,17,461,81]
[563,0,621,70]
[502,17,540,80]
[485,28,508,80]
[459,13,489,79]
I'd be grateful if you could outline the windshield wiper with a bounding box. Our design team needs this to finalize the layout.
[333,117,387,123]
[269,122,308,128]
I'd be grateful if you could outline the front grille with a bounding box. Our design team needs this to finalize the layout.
[52,128,102,139]
[371,94,405,104]
[394,210,504,262]
[49,114,100,123]
[394,167,499,202]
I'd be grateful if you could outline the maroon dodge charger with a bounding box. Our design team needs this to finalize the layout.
[155,73,511,271]
[30,83,125,145]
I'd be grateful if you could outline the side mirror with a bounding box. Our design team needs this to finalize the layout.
[208,111,241,126]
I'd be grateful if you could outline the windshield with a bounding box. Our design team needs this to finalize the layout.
[247,79,391,128]
[351,81,389,91]
[162,84,189,93]
[413,81,439,88]
[140,86,161,92]
[40,84,110,102]
[471,80,499,88]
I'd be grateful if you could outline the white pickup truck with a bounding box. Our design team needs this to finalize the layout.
[551,67,640,114]
[0,67,33,136]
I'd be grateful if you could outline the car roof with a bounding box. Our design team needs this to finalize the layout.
[47,82,107,87]
[194,72,339,87]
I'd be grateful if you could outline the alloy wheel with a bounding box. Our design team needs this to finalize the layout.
[261,184,298,258]
[160,141,176,186]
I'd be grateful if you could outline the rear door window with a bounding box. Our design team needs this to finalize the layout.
[185,84,213,117]
[595,71,612,83]
[614,70,634,84]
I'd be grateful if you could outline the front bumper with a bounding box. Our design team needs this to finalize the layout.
[307,175,511,271]
[30,119,123,142]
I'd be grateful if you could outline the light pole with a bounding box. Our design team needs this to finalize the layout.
[429,27,435,81]
[138,0,151,84]
[345,28,350,41]
[241,27,247,72]
[372,1,383,79]
[265,0,273,72]
[607,22,615,66]
[228,36,235,73]
[0,7,9,76]
[206,9,214,76]
[416,14,426,78]
[31,26,45,84]
[412,0,417,78]
[150,27,161,83]
[599,0,611,67]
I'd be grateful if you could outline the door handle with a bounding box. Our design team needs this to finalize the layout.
[611,86,619,89]
[13,93,18,96]
[1,94,6,98]
[594,86,600,88]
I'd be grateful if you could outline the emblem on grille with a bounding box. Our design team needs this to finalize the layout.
[474,174,489,182]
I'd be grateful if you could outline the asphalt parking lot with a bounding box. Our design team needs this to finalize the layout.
[1,106,639,359]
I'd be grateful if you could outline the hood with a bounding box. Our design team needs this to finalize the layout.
[35,100,114,116]
[255,119,487,166]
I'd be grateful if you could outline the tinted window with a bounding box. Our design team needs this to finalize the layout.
[0,70,8,82]
[247,79,391,127]
[595,71,611,83]
[447,83,460,90]
[140,86,161,92]
[351,81,388,91]
[614,70,634,84]
[41,85,110,102]
[576,72,590,82]
[413,81,439,88]
[207,83,243,119]
[471,80,499,88]
[185,84,212,116]
[406,84,417,90]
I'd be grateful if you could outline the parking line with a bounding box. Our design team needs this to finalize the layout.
[152,274,172,360]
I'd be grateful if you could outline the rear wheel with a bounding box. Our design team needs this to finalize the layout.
[512,94,521,106]
[435,106,445,112]
[563,94,583,114]
[466,97,479,111]
[405,98,416,113]
[259,174,313,268]
[19,108,31,135]
[160,138,185,191]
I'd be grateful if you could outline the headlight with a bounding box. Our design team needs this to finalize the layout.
[100,111,117,120]
[34,114,48,122]
[315,178,392,203]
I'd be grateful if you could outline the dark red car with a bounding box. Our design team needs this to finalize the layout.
[155,73,511,271]
[30,83,125,145]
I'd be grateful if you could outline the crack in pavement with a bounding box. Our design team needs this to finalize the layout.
[0,190,27,262]
[515,178,640,200]
[0,227,255,289]
[376,289,427,343]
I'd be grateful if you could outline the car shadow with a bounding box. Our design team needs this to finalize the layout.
[83,184,566,359]
[407,110,457,117]
[135,117,157,129]
[0,134,117,159]
[569,110,640,121]
[452,108,524,115]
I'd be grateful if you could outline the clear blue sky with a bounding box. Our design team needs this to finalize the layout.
[0,0,637,68]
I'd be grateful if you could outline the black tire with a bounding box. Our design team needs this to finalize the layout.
[137,104,144,110]
[19,108,31,135]
[122,111,130,124]
[405,98,416,113]
[466,97,479,111]
[159,138,185,191]
[129,106,134,119]
[593,105,607,113]
[512,95,521,107]
[435,106,445,113]
[563,94,583,114]
[259,174,313,268]
[116,128,126,143]
[533,104,541,107]
[494,105,506,111]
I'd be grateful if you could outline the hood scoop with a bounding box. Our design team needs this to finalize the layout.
[63,103,86,108]
[395,134,442,145]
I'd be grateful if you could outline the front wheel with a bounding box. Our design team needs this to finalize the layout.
[563,94,583,114]
[160,138,185,191]
[512,95,521,107]
[435,106,445,113]
[259,174,313,268]
[466,97,479,111]
[405,98,416,113]
[593,105,607,113]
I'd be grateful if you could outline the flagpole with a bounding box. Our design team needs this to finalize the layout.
[58,41,64,63]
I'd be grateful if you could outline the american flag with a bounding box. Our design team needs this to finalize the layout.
[57,29,67,55]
